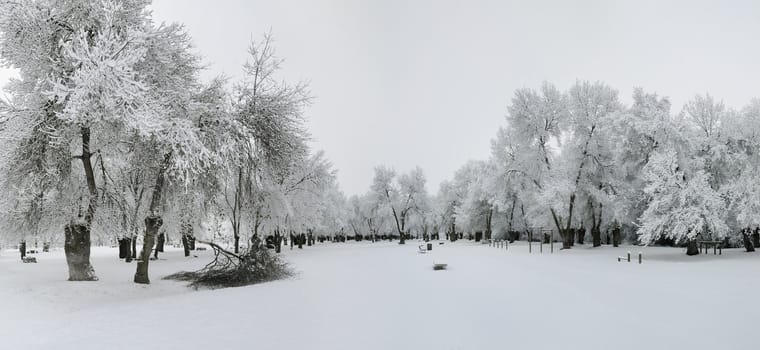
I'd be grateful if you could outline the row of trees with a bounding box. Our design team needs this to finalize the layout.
[0,0,346,282]
[348,82,760,255]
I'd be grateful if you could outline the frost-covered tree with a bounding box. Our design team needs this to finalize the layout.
[0,0,175,280]
[637,150,728,255]
[371,166,427,244]
[223,32,311,254]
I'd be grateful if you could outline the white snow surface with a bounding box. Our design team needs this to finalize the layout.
[1,241,758,350]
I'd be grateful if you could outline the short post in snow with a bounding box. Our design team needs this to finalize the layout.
[550,233,554,254]
[638,251,642,264]
[528,232,532,253]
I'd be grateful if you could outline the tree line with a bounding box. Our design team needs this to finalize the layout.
[349,82,760,255]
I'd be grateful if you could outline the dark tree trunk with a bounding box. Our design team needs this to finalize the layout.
[65,128,99,281]
[686,239,700,256]
[181,233,190,257]
[592,228,601,247]
[562,228,573,249]
[118,238,129,259]
[612,226,621,247]
[485,208,493,240]
[577,227,586,245]
[19,241,26,259]
[234,235,240,254]
[128,236,137,261]
[743,231,755,252]
[64,223,97,281]
[134,215,162,284]
[181,222,192,256]
[153,232,165,259]
[752,228,760,248]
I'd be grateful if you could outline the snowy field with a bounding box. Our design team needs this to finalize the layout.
[1,241,759,350]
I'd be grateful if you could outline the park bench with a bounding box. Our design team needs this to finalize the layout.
[22,256,37,263]
[698,240,723,255]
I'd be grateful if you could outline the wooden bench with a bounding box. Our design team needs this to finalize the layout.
[698,240,723,255]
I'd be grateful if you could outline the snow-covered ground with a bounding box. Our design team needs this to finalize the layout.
[1,241,758,350]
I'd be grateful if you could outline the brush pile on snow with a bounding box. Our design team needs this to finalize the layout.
[165,243,292,289]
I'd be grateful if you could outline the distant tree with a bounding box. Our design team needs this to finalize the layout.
[371,166,427,244]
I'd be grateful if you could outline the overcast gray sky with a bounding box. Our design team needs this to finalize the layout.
[2,0,760,196]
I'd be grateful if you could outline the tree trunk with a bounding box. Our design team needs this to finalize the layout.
[577,227,586,245]
[562,228,573,249]
[181,233,190,257]
[592,228,601,247]
[19,241,26,260]
[612,226,621,247]
[134,152,170,284]
[590,201,602,247]
[686,239,700,256]
[66,127,99,281]
[485,208,493,241]
[129,236,137,261]
[118,238,129,259]
[134,215,162,284]
[743,231,755,252]
[752,228,760,249]
[153,232,165,259]
[64,223,97,281]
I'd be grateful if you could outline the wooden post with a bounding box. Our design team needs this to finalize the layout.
[627,251,631,262]
[638,252,642,264]
[528,232,532,253]
[550,232,554,254]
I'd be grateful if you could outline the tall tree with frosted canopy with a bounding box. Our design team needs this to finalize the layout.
[0,0,171,281]
[223,32,311,254]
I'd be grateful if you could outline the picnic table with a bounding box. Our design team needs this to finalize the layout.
[698,240,723,255]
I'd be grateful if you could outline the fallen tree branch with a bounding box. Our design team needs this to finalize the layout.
[198,240,244,261]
